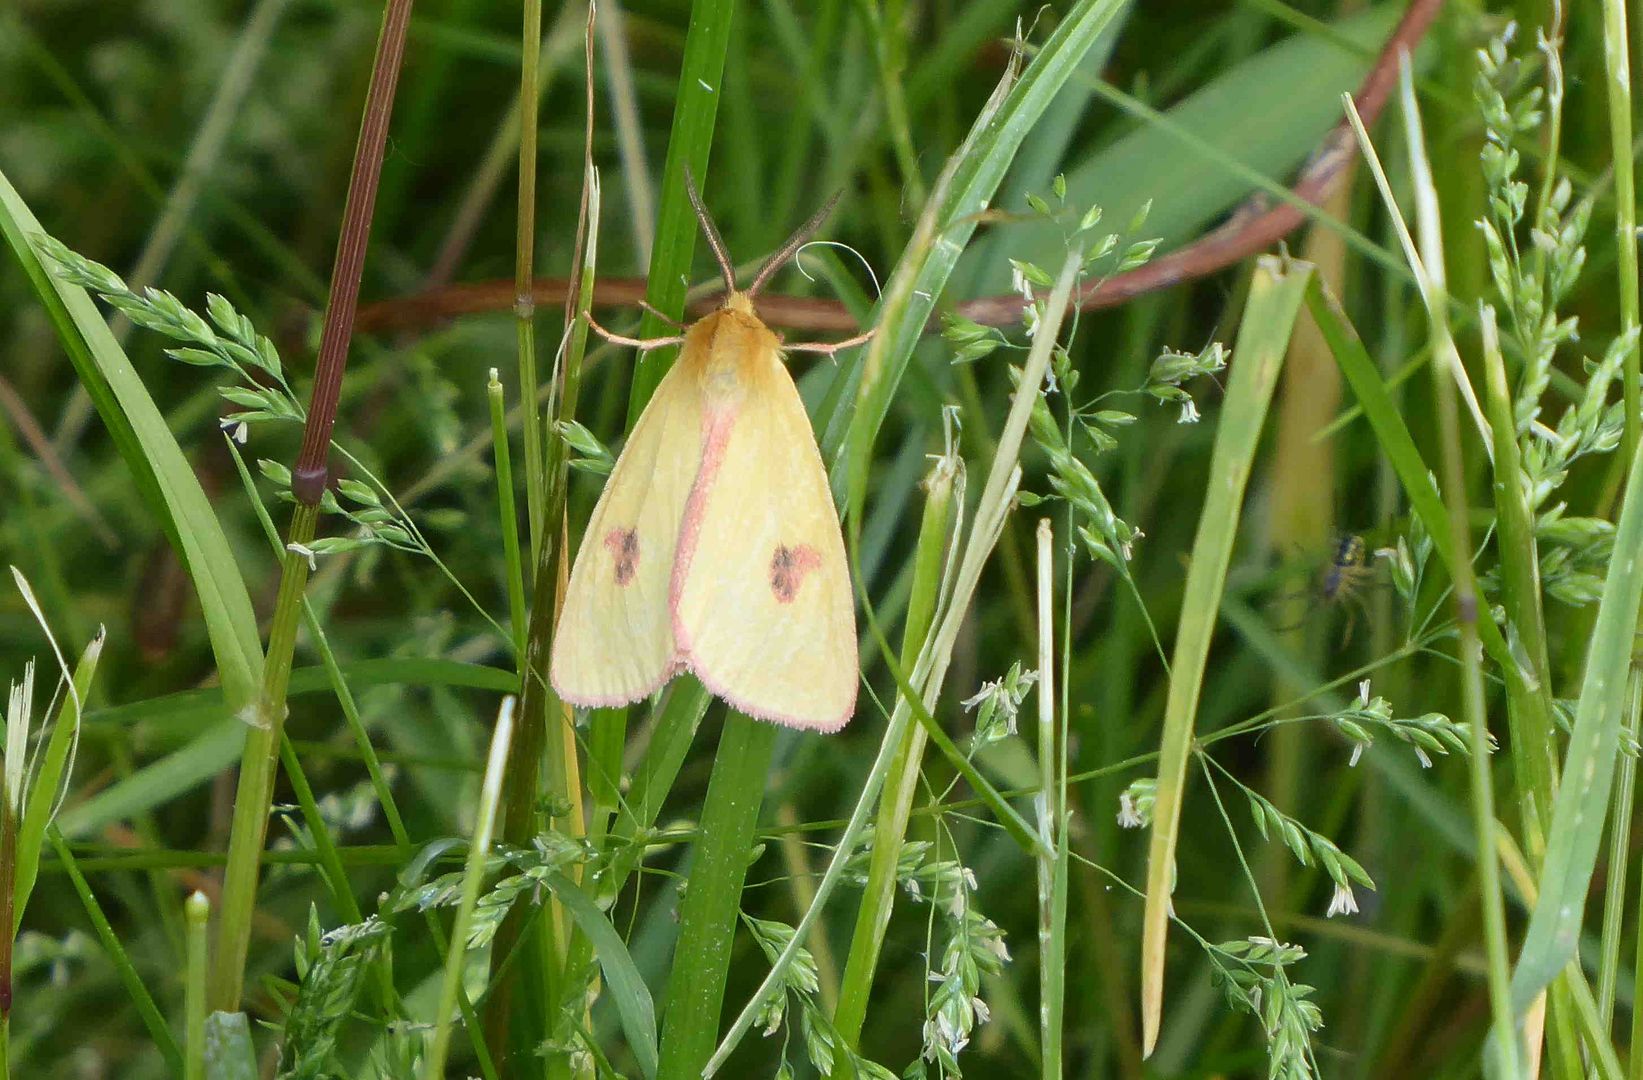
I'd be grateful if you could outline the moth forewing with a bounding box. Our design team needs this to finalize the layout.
[548,356,704,707]
[668,320,857,731]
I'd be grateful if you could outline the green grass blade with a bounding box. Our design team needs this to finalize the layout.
[0,174,264,715]
[947,7,1128,299]
[61,659,517,839]
[1601,0,1641,457]
[57,722,246,841]
[626,0,737,416]
[50,829,182,1072]
[274,736,361,919]
[832,451,960,1052]
[423,696,514,1080]
[13,629,102,926]
[560,683,708,1072]
[82,659,517,734]
[488,370,529,659]
[1140,255,1311,1056]
[655,714,776,1080]
[1302,279,1523,678]
[604,680,711,891]
[836,0,1128,510]
[1507,434,1643,1017]
[546,870,659,1080]
[1476,307,1558,857]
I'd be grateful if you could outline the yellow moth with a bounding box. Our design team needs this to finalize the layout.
[549,176,872,732]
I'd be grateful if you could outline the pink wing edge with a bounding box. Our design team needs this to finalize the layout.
[665,404,859,732]
[548,638,684,708]
[689,662,856,733]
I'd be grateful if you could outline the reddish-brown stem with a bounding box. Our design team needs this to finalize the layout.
[291,0,415,505]
[959,0,1443,324]
[210,0,416,1016]
[354,0,1442,340]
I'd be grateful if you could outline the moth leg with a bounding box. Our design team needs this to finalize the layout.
[587,312,686,352]
[785,327,877,355]
[638,300,689,329]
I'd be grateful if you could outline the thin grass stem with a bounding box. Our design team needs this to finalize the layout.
[515,0,547,560]
[210,0,414,1010]
[1390,55,1519,1075]
[1034,518,1067,1079]
[832,446,961,1057]
[1477,307,1559,860]
[1600,0,1639,456]
[423,697,516,1080]
[210,513,316,1011]
[184,891,208,1080]
[1601,670,1642,1023]
[51,830,181,1072]
[861,0,925,208]
[488,370,528,658]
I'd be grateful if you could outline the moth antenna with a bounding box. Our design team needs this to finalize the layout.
[683,167,738,294]
[747,190,842,298]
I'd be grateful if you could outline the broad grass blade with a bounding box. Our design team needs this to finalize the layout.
[1506,438,1643,1017]
[0,169,263,714]
[548,870,660,1080]
[1140,256,1312,1056]
[835,0,1128,514]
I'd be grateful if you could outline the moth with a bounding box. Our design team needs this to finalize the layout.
[549,175,872,732]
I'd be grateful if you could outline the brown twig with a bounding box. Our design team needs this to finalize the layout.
[0,374,117,545]
[967,0,1445,322]
[355,0,1443,339]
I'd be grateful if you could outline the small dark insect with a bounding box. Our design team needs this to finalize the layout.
[1319,535,1380,647]
[1321,535,1372,605]
[1273,535,1381,646]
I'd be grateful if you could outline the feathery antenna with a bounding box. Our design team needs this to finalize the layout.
[683,167,738,294]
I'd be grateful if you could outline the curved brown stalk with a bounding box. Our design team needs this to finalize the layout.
[353,0,1443,339]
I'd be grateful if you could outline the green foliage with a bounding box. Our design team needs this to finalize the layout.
[555,419,615,477]
[271,909,389,1080]
[1329,680,1477,768]
[909,859,1010,1078]
[960,661,1038,746]
[1238,780,1373,914]
[9,3,1643,1078]
[32,234,298,418]
[391,833,586,950]
[1207,937,1322,1080]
